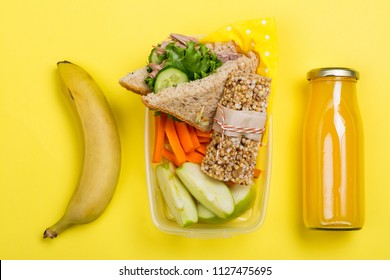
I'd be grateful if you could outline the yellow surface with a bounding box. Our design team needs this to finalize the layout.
[1,0,390,260]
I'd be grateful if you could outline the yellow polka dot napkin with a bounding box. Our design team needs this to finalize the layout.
[201,18,278,146]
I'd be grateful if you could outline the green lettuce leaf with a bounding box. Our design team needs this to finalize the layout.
[145,41,222,89]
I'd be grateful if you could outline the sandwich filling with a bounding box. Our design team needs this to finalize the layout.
[145,34,224,92]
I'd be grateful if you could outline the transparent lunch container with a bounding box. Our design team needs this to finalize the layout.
[144,109,272,238]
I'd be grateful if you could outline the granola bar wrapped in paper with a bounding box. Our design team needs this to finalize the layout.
[201,71,271,185]
[199,18,277,185]
[201,17,278,147]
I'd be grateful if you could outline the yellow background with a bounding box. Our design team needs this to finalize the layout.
[1,0,389,260]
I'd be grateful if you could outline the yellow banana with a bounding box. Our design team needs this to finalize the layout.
[43,61,121,239]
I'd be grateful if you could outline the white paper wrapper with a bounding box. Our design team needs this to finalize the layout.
[213,105,267,141]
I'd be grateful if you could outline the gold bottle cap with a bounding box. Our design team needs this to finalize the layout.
[307,67,359,81]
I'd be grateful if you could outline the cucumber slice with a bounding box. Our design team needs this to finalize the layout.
[156,162,198,227]
[176,162,234,219]
[154,67,188,93]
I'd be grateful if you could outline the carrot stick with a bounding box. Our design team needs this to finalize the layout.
[196,144,208,155]
[195,129,212,138]
[152,114,166,163]
[187,125,201,149]
[254,168,261,178]
[174,121,194,153]
[198,137,211,143]
[161,149,181,166]
[186,151,205,164]
[165,118,187,165]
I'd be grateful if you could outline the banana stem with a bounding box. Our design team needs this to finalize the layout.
[43,218,74,239]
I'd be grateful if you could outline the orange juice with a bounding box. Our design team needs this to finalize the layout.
[303,68,364,230]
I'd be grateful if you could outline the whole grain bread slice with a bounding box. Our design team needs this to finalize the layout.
[141,51,259,131]
[119,66,151,95]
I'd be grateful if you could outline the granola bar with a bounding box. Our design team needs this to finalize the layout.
[201,71,271,185]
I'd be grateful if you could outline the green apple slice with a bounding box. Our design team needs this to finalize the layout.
[156,162,198,227]
[197,203,224,223]
[176,162,234,218]
[228,184,256,219]
[198,184,256,224]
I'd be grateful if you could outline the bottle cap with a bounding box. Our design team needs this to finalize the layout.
[307,67,359,81]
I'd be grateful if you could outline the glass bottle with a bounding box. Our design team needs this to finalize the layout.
[303,67,364,230]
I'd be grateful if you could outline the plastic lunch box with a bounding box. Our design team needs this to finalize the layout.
[144,109,272,238]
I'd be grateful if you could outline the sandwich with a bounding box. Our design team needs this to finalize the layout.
[119,33,260,132]
[119,33,271,185]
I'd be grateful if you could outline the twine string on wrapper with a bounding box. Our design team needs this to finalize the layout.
[213,103,265,158]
